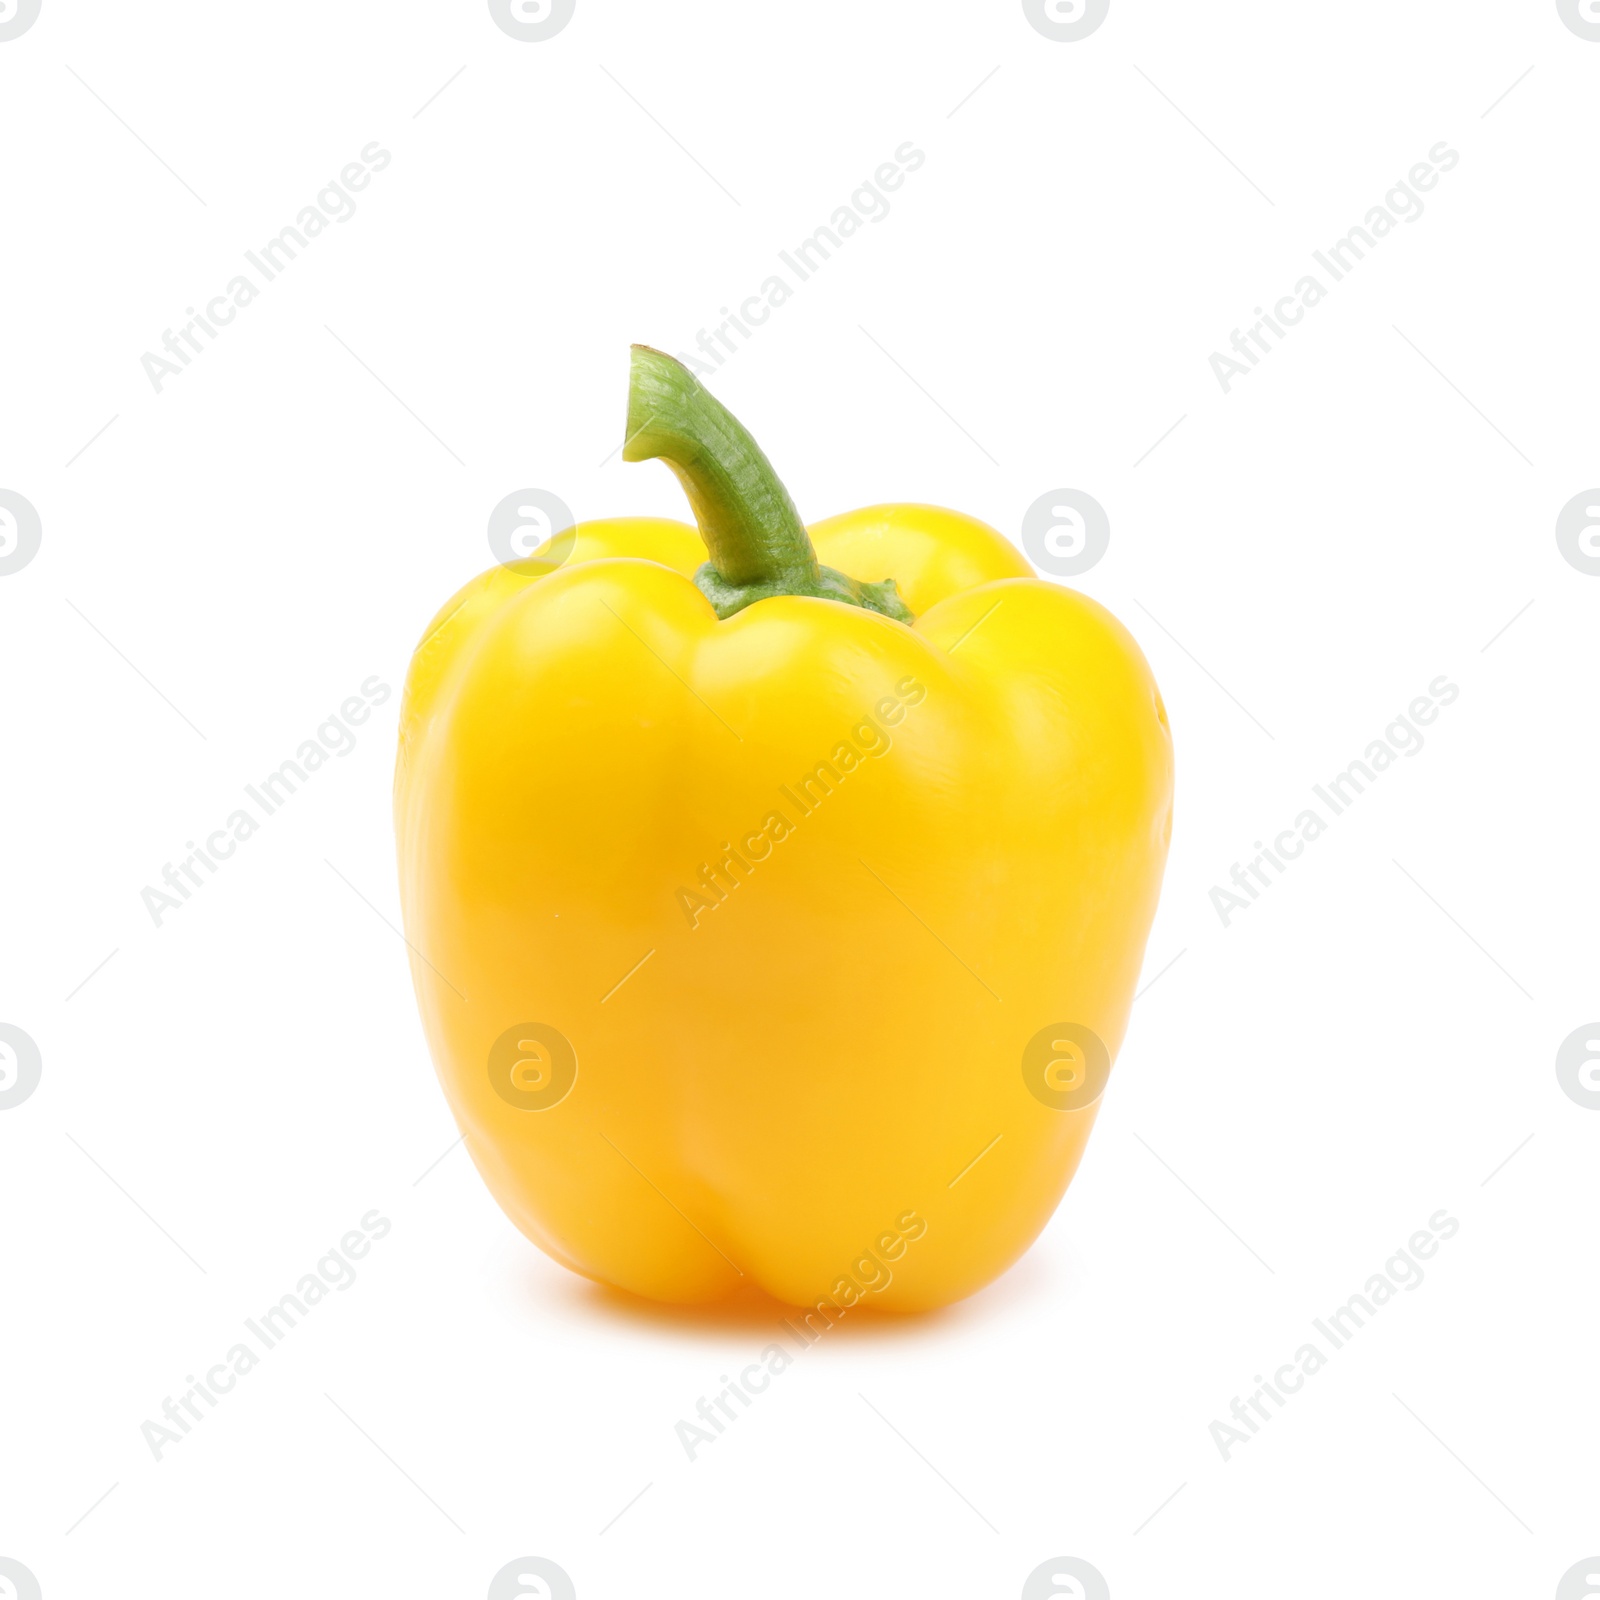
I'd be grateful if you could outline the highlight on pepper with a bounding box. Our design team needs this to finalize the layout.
[393,346,1174,1312]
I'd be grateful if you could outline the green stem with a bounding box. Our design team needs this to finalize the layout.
[623,345,913,623]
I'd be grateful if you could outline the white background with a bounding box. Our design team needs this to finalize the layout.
[2,2,1598,1596]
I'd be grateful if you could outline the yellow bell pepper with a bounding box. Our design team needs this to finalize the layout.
[395,347,1173,1312]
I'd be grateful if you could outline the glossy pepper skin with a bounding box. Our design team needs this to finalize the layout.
[395,348,1173,1312]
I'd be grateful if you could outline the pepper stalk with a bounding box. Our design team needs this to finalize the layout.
[622,345,913,623]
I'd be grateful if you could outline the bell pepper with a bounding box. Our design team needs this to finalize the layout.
[394,347,1173,1311]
